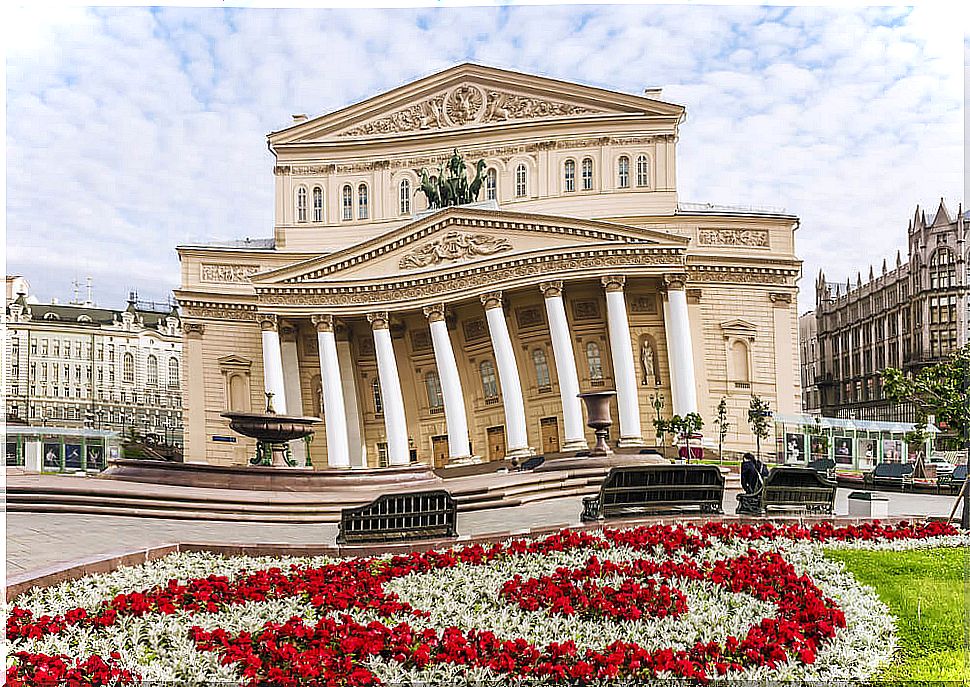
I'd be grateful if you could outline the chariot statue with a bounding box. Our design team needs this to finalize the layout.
[417,149,488,209]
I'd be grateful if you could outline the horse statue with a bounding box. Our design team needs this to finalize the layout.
[468,159,488,202]
[418,169,440,209]
[416,150,487,209]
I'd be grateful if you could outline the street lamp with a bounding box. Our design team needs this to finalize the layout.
[650,392,665,459]
[96,408,104,431]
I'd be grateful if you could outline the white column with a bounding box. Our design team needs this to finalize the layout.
[540,281,587,451]
[665,276,698,415]
[481,291,533,458]
[368,311,409,466]
[424,304,472,461]
[602,276,643,446]
[336,339,367,468]
[312,315,350,469]
[280,323,308,466]
[259,315,287,415]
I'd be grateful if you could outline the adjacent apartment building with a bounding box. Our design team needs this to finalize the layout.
[4,277,185,445]
[806,200,968,421]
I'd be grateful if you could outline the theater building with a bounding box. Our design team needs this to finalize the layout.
[175,64,802,468]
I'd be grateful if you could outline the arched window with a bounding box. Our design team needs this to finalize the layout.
[485,168,497,201]
[296,187,307,222]
[617,156,630,188]
[168,358,179,387]
[636,154,649,187]
[480,360,499,399]
[123,353,134,384]
[532,349,551,389]
[342,185,353,221]
[586,342,603,380]
[425,371,443,410]
[581,158,593,191]
[929,248,956,289]
[372,378,383,415]
[563,159,576,192]
[399,179,411,215]
[312,186,323,222]
[147,355,158,386]
[515,164,527,198]
[357,183,369,220]
[729,340,750,383]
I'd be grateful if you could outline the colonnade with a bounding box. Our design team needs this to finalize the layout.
[257,276,698,468]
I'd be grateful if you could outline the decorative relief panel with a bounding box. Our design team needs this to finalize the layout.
[630,295,658,314]
[181,305,257,321]
[340,86,600,137]
[688,267,792,285]
[399,231,513,269]
[200,264,260,283]
[571,300,601,321]
[357,337,376,359]
[462,318,488,343]
[410,329,433,352]
[696,229,769,248]
[515,306,546,330]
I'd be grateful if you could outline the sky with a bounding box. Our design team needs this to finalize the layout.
[5,2,965,313]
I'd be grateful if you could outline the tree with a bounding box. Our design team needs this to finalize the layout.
[713,398,730,463]
[903,419,931,477]
[747,395,772,462]
[661,413,705,463]
[883,344,970,446]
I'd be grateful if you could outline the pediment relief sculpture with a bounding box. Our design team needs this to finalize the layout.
[341,85,601,137]
[398,231,513,270]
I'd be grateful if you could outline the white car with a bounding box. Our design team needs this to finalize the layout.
[927,456,956,476]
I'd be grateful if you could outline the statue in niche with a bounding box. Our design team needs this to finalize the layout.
[640,339,656,385]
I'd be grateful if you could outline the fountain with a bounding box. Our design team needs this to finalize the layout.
[578,390,617,457]
[222,393,321,467]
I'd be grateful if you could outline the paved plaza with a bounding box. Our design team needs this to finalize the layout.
[6,488,960,578]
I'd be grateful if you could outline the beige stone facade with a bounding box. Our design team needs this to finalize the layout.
[176,64,801,467]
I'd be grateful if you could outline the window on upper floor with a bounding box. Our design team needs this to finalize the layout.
[485,168,497,201]
[480,360,499,399]
[123,352,134,384]
[636,154,649,187]
[515,164,527,198]
[929,248,956,290]
[357,183,369,220]
[147,355,158,386]
[581,158,593,191]
[532,348,551,390]
[563,159,576,192]
[618,157,631,188]
[296,187,307,223]
[425,371,443,410]
[312,186,323,222]
[342,185,353,221]
[169,358,179,387]
[399,179,411,215]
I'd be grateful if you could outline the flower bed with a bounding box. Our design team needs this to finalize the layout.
[6,520,965,686]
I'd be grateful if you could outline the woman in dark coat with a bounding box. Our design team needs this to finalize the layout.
[740,452,768,494]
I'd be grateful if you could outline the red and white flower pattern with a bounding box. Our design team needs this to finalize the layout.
[6,520,963,685]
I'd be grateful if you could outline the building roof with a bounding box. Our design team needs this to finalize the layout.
[677,201,795,220]
[178,237,276,251]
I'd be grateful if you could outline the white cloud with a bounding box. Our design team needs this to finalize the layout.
[5,4,963,314]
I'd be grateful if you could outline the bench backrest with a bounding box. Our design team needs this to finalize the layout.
[807,458,835,472]
[599,465,724,510]
[952,465,968,481]
[873,462,914,478]
[762,466,836,507]
[338,489,457,544]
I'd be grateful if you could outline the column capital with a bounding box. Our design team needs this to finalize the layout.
[769,291,794,306]
[183,321,205,338]
[311,314,335,333]
[366,311,390,330]
[423,303,446,323]
[662,272,690,291]
[601,275,626,292]
[539,280,564,298]
[257,313,278,331]
[480,291,504,310]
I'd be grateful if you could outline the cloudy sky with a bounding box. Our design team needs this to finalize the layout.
[6,3,964,312]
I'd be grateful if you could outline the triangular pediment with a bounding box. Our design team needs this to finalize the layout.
[270,63,684,144]
[217,354,253,370]
[254,206,688,285]
[720,318,758,339]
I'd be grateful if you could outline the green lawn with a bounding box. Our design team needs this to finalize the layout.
[826,547,969,682]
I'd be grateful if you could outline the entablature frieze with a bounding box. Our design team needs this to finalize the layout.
[686,264,798,286]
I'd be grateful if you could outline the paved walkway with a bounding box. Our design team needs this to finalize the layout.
[6,489,961,577]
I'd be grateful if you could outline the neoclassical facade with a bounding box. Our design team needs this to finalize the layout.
[176,64,802,467]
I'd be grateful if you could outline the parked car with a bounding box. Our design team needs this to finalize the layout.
[927,455,956,476]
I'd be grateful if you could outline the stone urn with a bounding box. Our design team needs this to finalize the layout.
[578,390,616,457]
[222,396,321,467]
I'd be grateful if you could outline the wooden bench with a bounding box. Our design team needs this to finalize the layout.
[939,465,967,494]
[581,465,724,521]
[807,457,836,480]
[864,462,914,491]
[736,466,836,515]
[337,490,457,545]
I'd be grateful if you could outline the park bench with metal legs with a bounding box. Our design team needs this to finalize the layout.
[582,465,724,521]
[864,462,915,491]
[337,490,457,545]
[736,466,837,516]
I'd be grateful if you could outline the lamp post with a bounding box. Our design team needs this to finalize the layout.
[649,392,665,458]
[962,360,969,530]
[96,408,104,431]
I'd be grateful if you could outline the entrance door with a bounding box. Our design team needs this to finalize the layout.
[487,426,506,462]
[431,435,449,468]
[540,417,560,455]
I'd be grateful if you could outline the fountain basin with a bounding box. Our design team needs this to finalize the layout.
[221,412,321,443]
